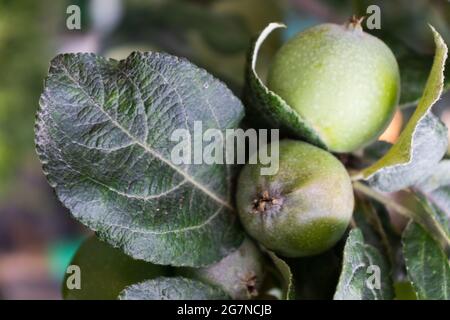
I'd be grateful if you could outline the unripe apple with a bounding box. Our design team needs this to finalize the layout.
[236,140,354,257]
[178,238,265,299]
[267,21,400,153]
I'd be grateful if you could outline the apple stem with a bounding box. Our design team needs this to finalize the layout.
[347,15,365,32]
[353,181,414,219]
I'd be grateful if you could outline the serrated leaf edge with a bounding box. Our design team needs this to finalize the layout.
[361,25,448,189]
[248,22,327,148]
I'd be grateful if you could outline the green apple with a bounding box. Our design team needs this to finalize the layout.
[236,140,354,257]
[178,238,265,299]
[267,21,400,153]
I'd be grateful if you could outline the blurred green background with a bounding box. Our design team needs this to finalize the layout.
[0,0,449,299]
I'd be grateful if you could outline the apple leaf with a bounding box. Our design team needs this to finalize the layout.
[399,55,450,109]
[403,222,450,300]
[361,26,448,192]
[394,281,417,300]
[354,181,450,258]
[334,229,394,300]
[420,186,450,220]
[35,52,245,267]
[119,277,230,300]
[418,160,450,193]
[384,35,450,109]
[405,190,450,255]
[266,251,295,300]
[416,160,450,220]
[63,235,168,300]
[244,22,326,149]
[353,195,395,263]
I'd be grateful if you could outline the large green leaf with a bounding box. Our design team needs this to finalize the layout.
[361,26,448,192]
[243,23,326,148]
[119,277,230,300]
[334,229,394,300]
[403,222,450,300]
[35,52,244,267]
[63,235,167,300]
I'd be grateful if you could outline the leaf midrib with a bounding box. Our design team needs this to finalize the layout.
[57,59,233,211]
[106,206,224,235]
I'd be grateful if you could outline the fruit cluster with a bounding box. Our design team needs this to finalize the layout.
[237,19,399,259]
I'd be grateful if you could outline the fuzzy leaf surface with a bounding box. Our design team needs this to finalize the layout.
[35,52,245,267]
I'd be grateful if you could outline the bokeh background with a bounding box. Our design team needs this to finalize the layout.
[0,0,449,299]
